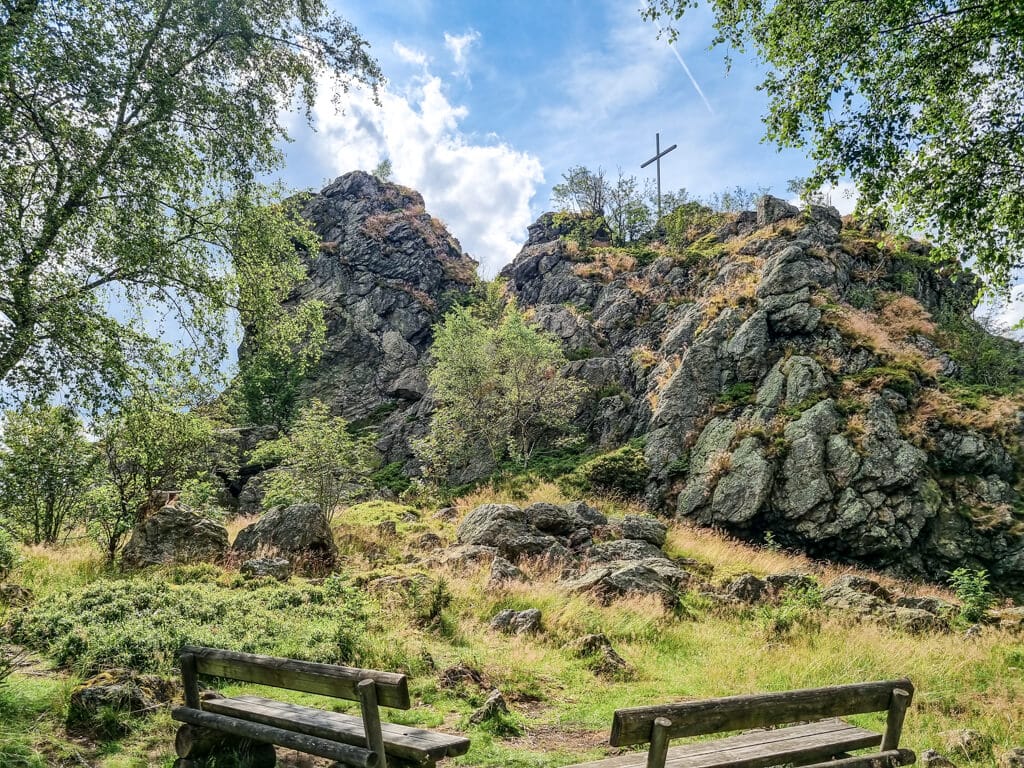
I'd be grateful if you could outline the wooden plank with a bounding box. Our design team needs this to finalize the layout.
[646,718,672,768]
[799,749,916,767]
[881,688,912,750]
[359,679,388,768]
[171,707,377,768]
[180,653,200,710]
[566,720,882,768]
[610,679,913,745]
[203,695,471,762]
[180,645,411,709]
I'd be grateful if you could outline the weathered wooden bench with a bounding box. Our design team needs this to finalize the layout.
[566,679,916,768]
[170,645,471,768]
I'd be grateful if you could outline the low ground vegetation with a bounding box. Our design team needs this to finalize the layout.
[1,486,1021,767]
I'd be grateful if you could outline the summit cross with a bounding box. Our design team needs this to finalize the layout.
[640,132,677,221]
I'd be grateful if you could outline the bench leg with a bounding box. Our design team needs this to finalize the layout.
[174,724,276,767]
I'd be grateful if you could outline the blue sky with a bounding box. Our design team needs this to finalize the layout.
[276,0,857,276]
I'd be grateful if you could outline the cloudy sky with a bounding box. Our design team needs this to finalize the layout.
[276,0,854,277]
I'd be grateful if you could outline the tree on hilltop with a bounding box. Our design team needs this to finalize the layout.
[0,0,381,406]
[643,0,1024,293]
[417,295,586,477]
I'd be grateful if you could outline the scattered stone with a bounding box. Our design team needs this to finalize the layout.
[401,511,420,523]
[725,573,767,604]
[998,747,1024,767]
[881,606,943,634]
[457,504,563,561]
[240,557,291,581]
[0,584,33,605]
[989,606,1024,631]
[441,544,497,567]
[526,502,578,535]
[377,520,398,538]
[940,729,992,761]
[489,608,542,635]
[565,633,629,678]
[587,538,666,563]
[67,670,178,736]
[121,505,228,569]
[921,749,959,767]
[563,501,608,527]
[469,689,510,725]
[439,664,484,689]
[895,595,956,616]
[830,574,894,602]
[566,559,691,605]
[618,515,667,547]
[434,507,459,522]
[488,557,526,587]
[821,583,885,615]
[232,503,337,570]
[413,532,443,551]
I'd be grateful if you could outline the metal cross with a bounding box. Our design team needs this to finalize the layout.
[640,132,677,221]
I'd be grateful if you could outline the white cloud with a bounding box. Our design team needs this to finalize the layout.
[443,30,480,76]
[308,70,544,276]
[393,41,428,67]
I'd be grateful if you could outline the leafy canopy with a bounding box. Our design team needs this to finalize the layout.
[0,403,97,544]
[418,291,587,476]
[643,0,1024,292]
[90,390,217,560]
[0,0,381,404]
[251,400,378,521]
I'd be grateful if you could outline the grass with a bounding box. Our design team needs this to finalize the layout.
[2,488,1022,767]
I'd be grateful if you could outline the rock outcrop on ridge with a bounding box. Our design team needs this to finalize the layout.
[234,172,1024,594]
[275,171,478,459]
[501,200,1024,593]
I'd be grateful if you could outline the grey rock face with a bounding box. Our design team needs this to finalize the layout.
[617,515,667,546]
[488,557,526,587]
[725,573,767,603]
[121,506,228,569]
[489,608,542,635]
[232,503,337,568]
[240,557,292,581]
[756,195,800,225]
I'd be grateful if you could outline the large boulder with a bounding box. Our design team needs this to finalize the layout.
[121,506,228,569]
[232,503,337,568]
[456,504,563,561]
[565,558,692,605]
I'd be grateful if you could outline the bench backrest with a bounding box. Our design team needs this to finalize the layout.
[179,645,411,709]
[610,679,914,746]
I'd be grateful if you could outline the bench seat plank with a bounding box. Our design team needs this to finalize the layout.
[565,719,882,768]
[203,695,471,764]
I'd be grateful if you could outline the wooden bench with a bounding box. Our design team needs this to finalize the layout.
[566,679,916,768]
[170,645,470,768]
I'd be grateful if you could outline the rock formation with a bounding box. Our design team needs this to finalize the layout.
[279,171,477,461]
[121,506,229,568]
[501,199,1024,594]
[233,173,1024,594]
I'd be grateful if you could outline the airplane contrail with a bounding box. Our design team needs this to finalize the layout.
[669,43,714,115]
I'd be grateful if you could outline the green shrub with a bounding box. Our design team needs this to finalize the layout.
[558,444,649,498]
[948,567,993,624]
[717,382,755,408]
[758,581,823,642]
[9,575,371,676]
[0,528,18,578]
[372,461,413,496]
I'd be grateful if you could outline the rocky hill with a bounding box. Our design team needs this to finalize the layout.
[502,199,1024,594]
[279,171,478,463]
[243,173,1024,594]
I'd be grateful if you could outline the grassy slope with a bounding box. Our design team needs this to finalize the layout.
[2,485,1022,767]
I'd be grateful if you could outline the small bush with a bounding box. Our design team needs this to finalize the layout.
[758,582,823,642]
[558,444,649,498]
[948,567,993,624]
[10,575,372,676]
[0,528,18,578]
